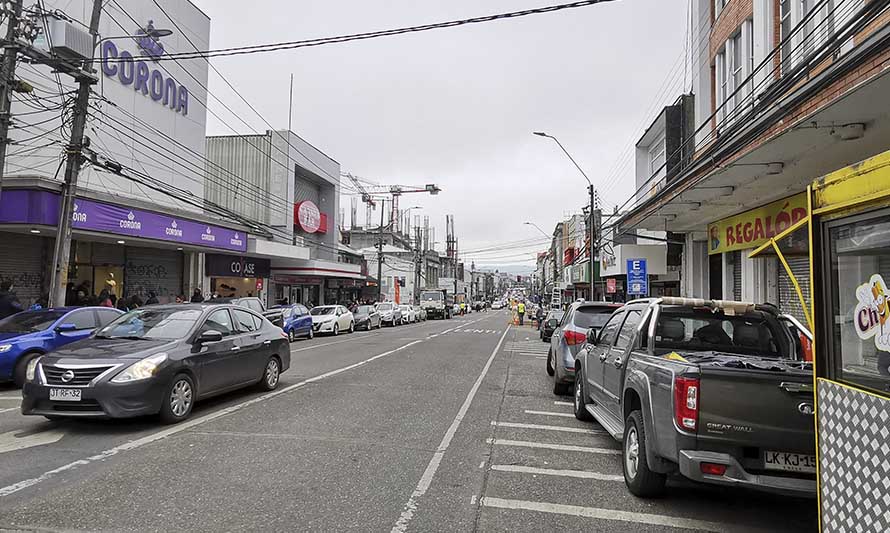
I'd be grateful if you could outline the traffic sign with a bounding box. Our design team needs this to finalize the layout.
[627,259,648,296]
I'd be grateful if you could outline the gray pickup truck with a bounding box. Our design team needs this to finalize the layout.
[573,297,815,498]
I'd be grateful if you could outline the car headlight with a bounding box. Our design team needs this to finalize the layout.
[0,344,12,353]
[26,357,41,381]
[111,353,168,383]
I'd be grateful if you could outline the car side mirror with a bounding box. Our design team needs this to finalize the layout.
[587,327,600,345]
[56,323,77,332]
[197,330,223,344]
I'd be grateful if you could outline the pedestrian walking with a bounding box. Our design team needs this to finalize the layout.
[0,281,23,319]
[517,301,526,326]
[191,288,205,303]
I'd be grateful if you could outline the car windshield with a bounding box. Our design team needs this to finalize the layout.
[574,308,614,330]
[421,292,442,301]
[654,310,789,358]
[280,307,293,318]
[547,311,565,322]
[377,304,393,311]
[311,306,336,315]
[0,310,68,333]
[96,308,203,340]
[356,305,374,314]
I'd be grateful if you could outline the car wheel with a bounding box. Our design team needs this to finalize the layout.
[574,368,593,421]
[349,322,354,334]
[307,327,314,339]
[259,357,281,391]
[288,329,296,342]
[13,352,41,388]
[546,348,555,376]
[159,374,195,424]
[623,410,667,497]
[333,323,339,336]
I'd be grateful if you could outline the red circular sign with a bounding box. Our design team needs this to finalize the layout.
[296,201,321,233]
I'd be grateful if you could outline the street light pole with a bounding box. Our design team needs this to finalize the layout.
[533,132,596,302]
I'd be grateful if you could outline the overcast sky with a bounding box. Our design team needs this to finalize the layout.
[192,0,688,270]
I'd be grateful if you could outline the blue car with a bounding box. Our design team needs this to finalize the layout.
[270,304,313,341]
[0,307,123,387]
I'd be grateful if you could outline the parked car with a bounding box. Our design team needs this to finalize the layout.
[573,297,815,498]
[269,303,313,341]
[20,304,289,423]
[400,304,416,324]
[0,307,123,387]
[376,303,402,326]
[414,305,426,321]
[353,305,381,330]
[310,305,354,335]
[548,301,623,395]
[212,297,283,328]
[540,309,564,342]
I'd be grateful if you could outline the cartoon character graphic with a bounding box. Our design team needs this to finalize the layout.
[709,226,720,251]
[854,274,890,357]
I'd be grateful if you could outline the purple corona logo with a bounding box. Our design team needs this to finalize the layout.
[100,21,189,116]
[136,20,165,60]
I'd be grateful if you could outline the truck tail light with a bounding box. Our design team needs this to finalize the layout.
[564,330,586,346]
[674,376,699,432]
[700,462,726,476]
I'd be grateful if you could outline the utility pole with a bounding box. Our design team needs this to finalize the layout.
[376,200,385,303]
[48,0,103,307]
[414,225,422,303]
[0,0,24,203]
[589,184,596,301]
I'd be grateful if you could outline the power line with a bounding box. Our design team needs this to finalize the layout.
[96,1,618,63]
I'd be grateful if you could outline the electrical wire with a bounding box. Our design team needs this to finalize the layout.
[96,1,618,62]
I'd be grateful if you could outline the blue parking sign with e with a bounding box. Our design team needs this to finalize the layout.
[627,259,648,296]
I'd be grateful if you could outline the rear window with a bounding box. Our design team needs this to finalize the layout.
[654,309,790,358]
[573,307,617,330]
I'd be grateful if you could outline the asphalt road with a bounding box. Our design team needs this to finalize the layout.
[0,311,817,532]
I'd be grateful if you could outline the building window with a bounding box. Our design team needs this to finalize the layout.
[715,51,727,124]
[648,135,666,177]
[714,0,725,19]
[780,0,793,71]
[827,210,890,395]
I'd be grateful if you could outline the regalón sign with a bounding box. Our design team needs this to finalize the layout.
[295,200,321,233]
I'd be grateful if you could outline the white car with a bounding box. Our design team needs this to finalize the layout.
[310,305,354,335]
[399,304,416,324]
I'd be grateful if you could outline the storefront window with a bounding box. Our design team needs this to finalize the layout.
[828,210,890,394]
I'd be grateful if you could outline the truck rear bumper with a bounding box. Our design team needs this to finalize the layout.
[678,450,815,498]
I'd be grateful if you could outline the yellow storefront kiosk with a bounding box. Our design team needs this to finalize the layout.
[750,150,890,531]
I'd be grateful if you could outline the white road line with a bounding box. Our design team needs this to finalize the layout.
[523,410,576,418]
[391,325,511,533]
[490,465,623,482]
[0,395,22,400]
[491,421,607,435]
[481,497,725,532]
[553,401,573,407]
[0,407,19,414]
[0,320,477,499]
[486,438,620,455]
[0,428,66,454]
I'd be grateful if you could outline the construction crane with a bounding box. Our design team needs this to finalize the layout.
[343,172,376,228]
[341,172,441,233]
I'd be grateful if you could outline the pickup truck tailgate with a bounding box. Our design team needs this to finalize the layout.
[698,366,814,453]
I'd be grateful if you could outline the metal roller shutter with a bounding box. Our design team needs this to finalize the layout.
[124,247,183,303]
[732,251,742,301]
[778,257,811,324]
[91,242,125,265]
[0,232,47,305]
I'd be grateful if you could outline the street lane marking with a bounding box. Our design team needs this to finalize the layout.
[481,497,724,532]
[553,401,573,407]
[391,325,511,533]
[490,465,623,482]
[486,438,620,455]
[0,407,18,414]
[0,317,490,499]
[491,421,607,435]
[0,428,65,454]
[524,410,575,418]
[289,321,433,353]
